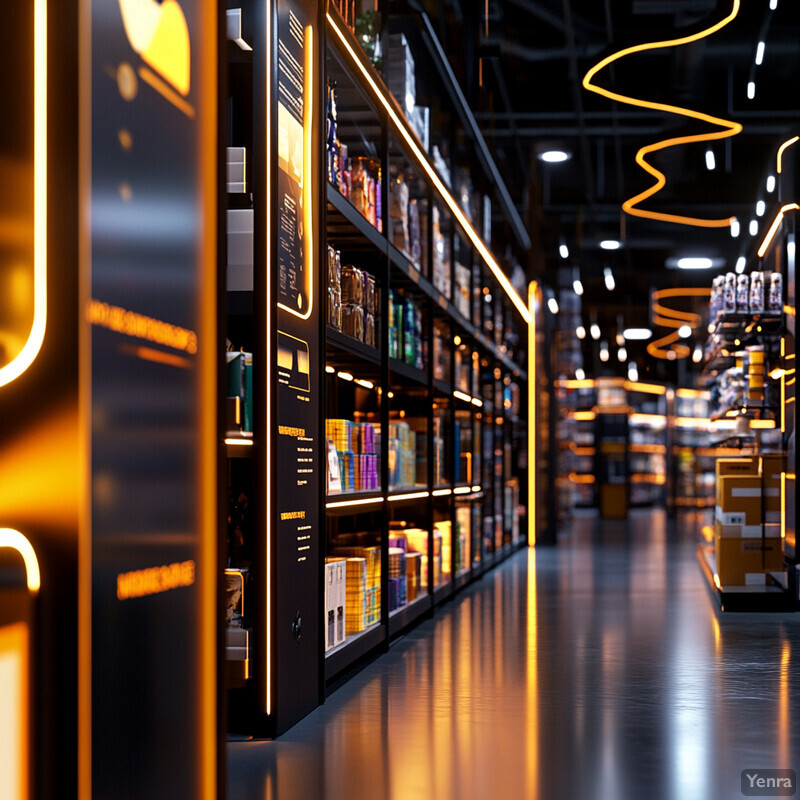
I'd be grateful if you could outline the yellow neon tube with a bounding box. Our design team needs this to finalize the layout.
[327,13,530,324]
[648,288,710,359]
[781,472,786,539]
[624,381,666,395]
[777,136,799,174]
[0,529,41,593]
[583,0,741,228]
[758,203,800,258]
[264,2,273,719]
[528,283,537,546]
[0,0,47,389]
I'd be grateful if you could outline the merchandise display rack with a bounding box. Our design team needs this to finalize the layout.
[220,1,530,734]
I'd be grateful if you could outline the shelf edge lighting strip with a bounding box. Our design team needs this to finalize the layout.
[326,12,530,324]
[0,0,47,388]
[582,0,741,228]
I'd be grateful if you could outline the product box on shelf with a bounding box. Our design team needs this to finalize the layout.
[716,458,757,478]
[714,521,784,586]
[227,209,254,291]
[324,558,347,651]
[716,475,763,526]
[226,146,247,193]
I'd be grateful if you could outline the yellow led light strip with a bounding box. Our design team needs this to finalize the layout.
[528,283,537,546]
[0,529,41,593]
[327,13,530,324]
[0,0,47,388]
[777,136,799,174]
[647,288,710,359]
[583,0,741,228]
[758,203,800,258]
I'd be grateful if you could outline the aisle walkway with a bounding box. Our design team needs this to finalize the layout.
[228,509,800,800]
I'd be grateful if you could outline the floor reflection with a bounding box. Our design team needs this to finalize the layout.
[229,509,799,800]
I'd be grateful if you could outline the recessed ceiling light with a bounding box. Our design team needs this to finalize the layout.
[676,257,713,270]
[590,324,601,340]
[705,149,716,170]
[575,368,585,380]
[576,325,586,339]
[603,267,615,290]
[766,175,776,193]
[600,239,621,250]
[747,81,756,100]
[548,297,559,314]
[730,218,740,237]
[559,243,569,259]
[756,200,766,217]
[539,150,570,163]
[617,346,628,362]
[678,325,692,339]
[623,328,652,340]
[692,346,703,363]
[755,41,765,66]
[573,279,584,296]
[749,219,759,236]
[628,362,639,381]
[735,256,747,273]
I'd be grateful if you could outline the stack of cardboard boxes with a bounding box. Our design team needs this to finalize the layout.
[715,456,784,586]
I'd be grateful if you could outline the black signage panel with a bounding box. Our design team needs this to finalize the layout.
[88,1,216,797]
[272,0,320,731]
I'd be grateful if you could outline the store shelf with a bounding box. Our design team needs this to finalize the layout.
[326,326,381,371]
[324,623,385,682]
[389,357,427,386]
[697,544,793,612]
[325,491,384,513]
[225,437,255,458]
[433,581,454,606]
[388,594,432,637]
[326,182,387,253]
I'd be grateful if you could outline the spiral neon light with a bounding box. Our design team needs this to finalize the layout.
[647,288,711,359]
[583,0,741,228]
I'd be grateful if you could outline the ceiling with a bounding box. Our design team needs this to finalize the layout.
[393,0,800,381]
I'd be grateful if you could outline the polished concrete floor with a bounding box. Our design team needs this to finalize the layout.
[229,509,800,799]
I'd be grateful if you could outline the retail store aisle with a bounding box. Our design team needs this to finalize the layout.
[229,509,800,800]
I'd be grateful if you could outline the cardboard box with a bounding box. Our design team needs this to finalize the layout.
[716,457,757,478]
[715,521,784,586]
[716,475,763,525]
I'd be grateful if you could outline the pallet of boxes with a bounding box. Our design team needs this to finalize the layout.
[714,456,785,588]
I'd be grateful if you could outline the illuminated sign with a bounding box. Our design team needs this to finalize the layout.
[583,0,741,229]
[116,560,196,600]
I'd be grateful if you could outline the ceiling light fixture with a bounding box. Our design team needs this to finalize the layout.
[575,368,585,380]
[590,324,601,340]
[599,342,609,362]
[747,81,756,100]
[604,267,615,290]
[548,297,559,314]
[628,362,639,382]
[692,346,703,363]
[678,325,692,339]
[769,0,778,9]
[623,328,652,340]
[600,239,621,250]
[582,0,742,229]
[705,149,716,170]
[676,257,713,270]
[735,256,746,273]
[559,243,569,259]
[767,175,776,193]
[730,218,740,237]
[539,150,570,163]
[573,279,583,296]
[576,325,586,339]
[755,41,765,65]
[756,200,766,217]
[749,219,759,236]
[618,346,628,362]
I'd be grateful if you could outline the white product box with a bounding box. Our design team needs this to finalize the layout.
[227,209,254,291]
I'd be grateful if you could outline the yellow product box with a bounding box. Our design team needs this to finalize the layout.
[716,475,763,526]
[761,455,785,518]
[715,522,784,586]
[716,458,758,479]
